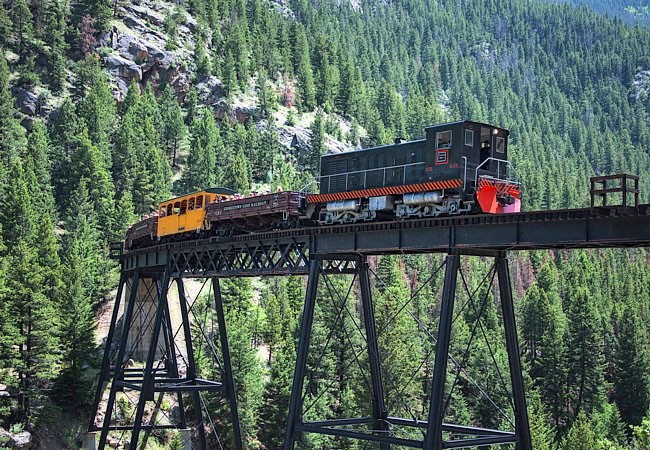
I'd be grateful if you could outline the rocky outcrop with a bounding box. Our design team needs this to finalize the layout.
[631,70,650,100]
[0,428,32,450]
[105,54,143,81]
[98,0,194,102]
[277,124,351,155]
[12,88,38,116]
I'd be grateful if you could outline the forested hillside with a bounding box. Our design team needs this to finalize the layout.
[557,0,650,27]
[0,0,649,447]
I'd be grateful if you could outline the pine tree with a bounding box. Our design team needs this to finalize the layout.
[213,278,263,448]
[2,163,58,418]
[612,304,650,426]
[12,0,34,59]
[372,256,422,415]
[308,110,325,174]
[258,343,296,449]
[159,86,186,166]
[77,57,116,166]
[27,121,57,217]
[225,148,251,193]
[55,237,97,410]
[112,191,137,241]
[293,24,315,111]
[63,179,107,301]
[561,411,598,450]
[566,286,605,418]
[74,0,111,31]
[0,55,27,192]
[49,99,84,204]
[44,0,68,94]
[527,396,554,450]
[257,70,277,119]
[184,87,199,126]
[70,129,116,239]
[112,108,138,198]
[7,238,59,418]
[0,224,18,424]
[223,50,237,96]
[179,110,222,192]
[1,161,35,246]
[194,33,211,78]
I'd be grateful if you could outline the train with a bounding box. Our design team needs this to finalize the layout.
[125,120,522,250]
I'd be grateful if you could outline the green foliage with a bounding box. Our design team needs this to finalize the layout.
[562,411,598,450]
[631,411,650,449]
[113,82,172,214]
[12,0,33,59]
[612,303,650,425]
[178,109,222,192]
[76,57,116,166]
[0,56,27,191]
[307,110,325,174]
[224,148,251,193]
[159,86,186,166]
[54,232,98,410]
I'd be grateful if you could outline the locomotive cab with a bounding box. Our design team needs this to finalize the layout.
[457,122,521,213]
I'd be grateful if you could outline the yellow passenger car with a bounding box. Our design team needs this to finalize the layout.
[157,188,235,238]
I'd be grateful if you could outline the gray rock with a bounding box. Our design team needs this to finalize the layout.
[104,55,142,81]
[12,431,31,450]
[0,428,32,450]
[127,39,149,63]
[196,76,225,104]
[186,16,197,32]
[233,104,257,123]
[114,76,130,101]
[127,3,164,27]
[123,14,148,33]
[13,88,37,116]
[118,34,138,51]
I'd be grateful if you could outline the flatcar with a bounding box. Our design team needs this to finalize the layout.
[125,120,521,250]
[126,189,305,249]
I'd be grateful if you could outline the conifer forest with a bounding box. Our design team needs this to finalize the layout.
[0,0,649,447]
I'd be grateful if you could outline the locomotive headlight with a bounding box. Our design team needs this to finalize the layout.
[492,128,499,135]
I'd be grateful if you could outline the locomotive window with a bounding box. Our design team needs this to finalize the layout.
[173,202,180,215]
[180,200,187,214]
[196,195,204,209]
[167,204,173,216]
[496,137,505,153]
[465,130,474,146]
[160,206,166,216]
[188,197,195,211]
[436,131,452,148]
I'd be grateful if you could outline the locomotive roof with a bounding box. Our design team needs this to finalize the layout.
[323,120,509,157]
[424,120,509,134]
[161,187,237,203]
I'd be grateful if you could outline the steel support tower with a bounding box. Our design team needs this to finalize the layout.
[88,269,243,450]
[283,250,531,450]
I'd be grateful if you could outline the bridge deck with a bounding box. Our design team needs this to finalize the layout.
[121,205,650,276]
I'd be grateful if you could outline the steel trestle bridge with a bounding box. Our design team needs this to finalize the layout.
[89,199,650,450]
